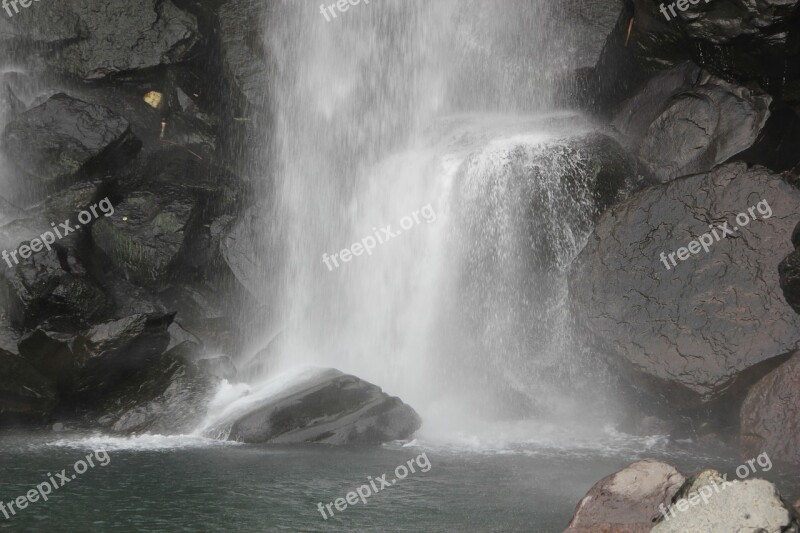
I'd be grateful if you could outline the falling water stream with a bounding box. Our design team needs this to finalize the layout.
[210,0,621,445]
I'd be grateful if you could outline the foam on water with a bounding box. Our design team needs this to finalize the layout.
[37,434,239,452]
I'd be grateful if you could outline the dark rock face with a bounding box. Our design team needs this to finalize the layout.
[218,0,269,112]
[565,460,685,533]
[1,248,111,329]
[209,368,421,445]
[570,163,800,406]
[1,94,140,197]
[741,351,800,466]
[92,190,195,287]
[629,0,800,99]
[0,348,56,426]
[612,62,772,183]
[46,1,199,80]
[99,342,224,434]
[18,313,174,397]
[220,203,277,298]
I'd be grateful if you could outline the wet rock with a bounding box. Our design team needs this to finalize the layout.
[0,4,86,49]
[218,0,270,112]
[0,348,56,427]
[44,182,102,224]
[1,94,140,199]
[612,62,772,183]
[565,459,685,532]
[740,351,800,466]
[1,247,111,329]
[92,190,194,287]
[629,0,800,100]
[18,313,174,398]
[45,1,199,80]
[92,148,247,287]
[779,247,800,314]
[652,478,798,532]
[220,203,276,298]
[99,342,222,434]
[561,0,625,71]
[206,368,421,445]
[570,163,800,407]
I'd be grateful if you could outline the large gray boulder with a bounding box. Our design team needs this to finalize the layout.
[570,162,800,406]
[565,460,685,533]
[203,368,421,445]
[612,62,772,183]
[740,351,800,467]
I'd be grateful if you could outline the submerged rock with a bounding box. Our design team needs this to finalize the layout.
[207,368,421,446]
[565,459,685,533]
[740,351,800,466]
[570,163,800,408]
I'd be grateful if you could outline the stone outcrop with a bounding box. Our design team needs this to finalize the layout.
[740,351,800,466]
[565,460,685,532]
[570,163,800,407]
[611,62,774,183]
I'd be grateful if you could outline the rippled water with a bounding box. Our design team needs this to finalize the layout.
[2,430,796,532]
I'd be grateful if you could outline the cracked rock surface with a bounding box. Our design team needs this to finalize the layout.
[570,162,800,404]
[741,351,800,466]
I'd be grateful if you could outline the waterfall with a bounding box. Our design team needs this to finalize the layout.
[238,0,615,437]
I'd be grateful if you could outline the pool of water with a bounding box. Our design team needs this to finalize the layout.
[1,428,795,532]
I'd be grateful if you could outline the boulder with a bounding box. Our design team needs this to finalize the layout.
[565,459,685,532]
[570,163,800,407]
[612,62,773,183]
[45,1,199,80]
[92,149,247,287]
[98,342,225,434]
[1,94,140,199]
[0,348,56,427]
[91,190,194,286]
[740,351,800,466]
[1,246,111,329]
[0,3,86,48]
[652,478,798,532]
[629,0,800,101]
[203,368,421,445]
[17,312,174,397]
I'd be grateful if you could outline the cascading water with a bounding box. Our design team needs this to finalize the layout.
[211,0,621,444]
